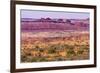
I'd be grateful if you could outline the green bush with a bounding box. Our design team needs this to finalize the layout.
[48,48,56,54]
[77,49,84,55]
[38,58,48,62]
[67,49,75,57]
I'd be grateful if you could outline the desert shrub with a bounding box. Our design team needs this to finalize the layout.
[35,45,40,49]
[38,58,48,62]
[56,57,65,61]
[48,48,56,54]
[31,57,48,62]
[31,57,38,62]
[58,44,66,50]
[67,49,75,57]
[67,50,75,55]
[80,45,89,50]
[63,44,74,50]
[21,55,27,62]
[39,49,44,52]
[21,56,33,62]
[77,49,84,55]
[27,53,31,56]
[49,45,57,49]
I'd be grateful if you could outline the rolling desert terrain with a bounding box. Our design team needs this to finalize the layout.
[21,18,90,62]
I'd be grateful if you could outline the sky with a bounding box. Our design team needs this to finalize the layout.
[21,9,90,19]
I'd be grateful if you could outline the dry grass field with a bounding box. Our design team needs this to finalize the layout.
[21,30,89,62]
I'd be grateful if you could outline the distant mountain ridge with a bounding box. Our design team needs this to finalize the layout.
[21,18,89,31]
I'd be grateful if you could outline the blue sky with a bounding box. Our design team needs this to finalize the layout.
[21,9,90,19]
